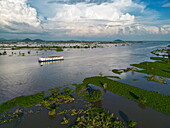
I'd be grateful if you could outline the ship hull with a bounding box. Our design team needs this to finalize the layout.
[38,56,64,62]
[38,59,64,62]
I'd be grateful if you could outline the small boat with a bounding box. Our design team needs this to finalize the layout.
[38,56,64,62]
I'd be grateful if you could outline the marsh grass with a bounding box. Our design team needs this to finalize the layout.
[70,107,125,128]
[0,86,128,128]
[74,84,102,102]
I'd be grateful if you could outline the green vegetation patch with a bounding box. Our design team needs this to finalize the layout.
[0,109,23,124]
[74,84,102,102]
[112,67,136,75]
[143,76,168,84]
[41,88,75,110]
[128,120,137,128]
[48,109,56,116]
[150,57,170,62]
[0,87,74,114]
[132,79,140,81]
[83,76,170,115]
[56,47,64,52]
[112,69,125,74]
[131,57,170,78]
[0,83,137,128]
[70,107,125,128]
[0,92,44,113]
[60,117,69,125]
[151,48,170,57]
[0,85,128,127]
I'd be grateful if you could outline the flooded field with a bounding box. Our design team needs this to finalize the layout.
[0,41,170,128]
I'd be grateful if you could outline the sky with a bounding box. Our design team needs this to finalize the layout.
[0,0,170,41]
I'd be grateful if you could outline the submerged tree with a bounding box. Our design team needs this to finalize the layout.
[168,51,170,59]
[99,72,103,77]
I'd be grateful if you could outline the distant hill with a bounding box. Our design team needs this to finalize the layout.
[114,39,123,42]
[22,38,32,42]
[21,38,44,42]
[0,38,44,42]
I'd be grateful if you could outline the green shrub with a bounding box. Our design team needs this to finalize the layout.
[48,109,56,116]
[56,47,64,52]
[60,117,69,124]
[128,120,137,127]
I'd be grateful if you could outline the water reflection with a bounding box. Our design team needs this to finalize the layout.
[92,100,103,108]
[138,103,146,110]
[48,115,56,120]
[129,92,139,100]
[119,110,129,124]
[101,86,108,94]
[131,70,135,76]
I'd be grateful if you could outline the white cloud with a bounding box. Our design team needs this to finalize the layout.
[160,25,170,34]
[0,0,41,33]
[162,3,170,7]
[43,0,169,38]
[51,3,135,23]
[44,0,137,37]
[0,0,170,40]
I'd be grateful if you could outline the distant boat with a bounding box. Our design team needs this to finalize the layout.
[38,56,64,62]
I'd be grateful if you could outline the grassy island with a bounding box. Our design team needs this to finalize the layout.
[143,76,168,84]
[0,92,44,113]
[131,57,170,78]
[83,76,170,115]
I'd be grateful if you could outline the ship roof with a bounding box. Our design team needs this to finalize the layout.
[40,56,63,58]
